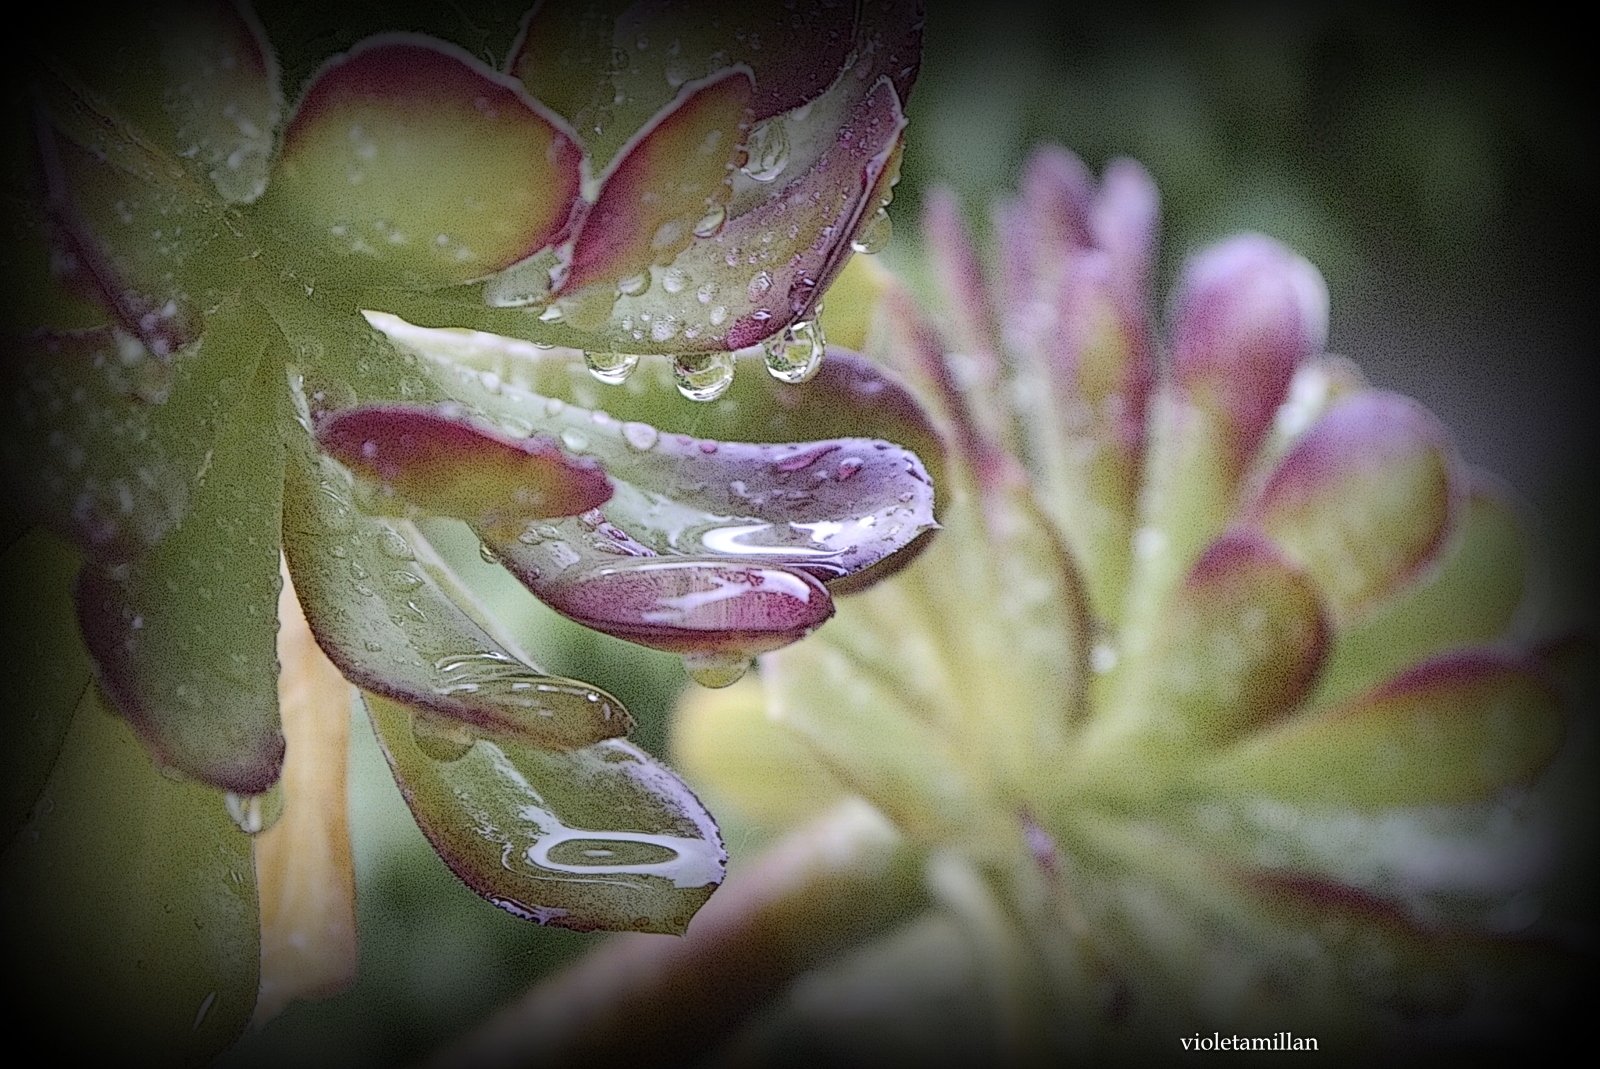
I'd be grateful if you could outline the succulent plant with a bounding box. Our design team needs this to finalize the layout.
[461,148,1586,1065]
[0,1,932,1060]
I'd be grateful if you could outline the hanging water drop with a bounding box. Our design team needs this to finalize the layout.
[412,711,475,763]
[741,118,790,182]
[224,784,284,835]
[851,207,892,254]
[683,650,753,688]
[584,350,640,385]
[692,203,727,239]
[672,351,736,402]
[762,318,826,384]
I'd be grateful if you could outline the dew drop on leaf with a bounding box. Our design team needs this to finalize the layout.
[741,117,790,182]
[584,350,641,385]
[223,782,283,835]
[411,710,475,763]
[672,351,736,402]
[851,207,893,254]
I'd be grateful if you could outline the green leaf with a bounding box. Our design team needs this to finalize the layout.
[0,685,259,1065]
[256,36,583,290]
[2,298,270,562]
[364,691,724,934]
[75,349,286,792]
[1307,476,1529,710]
[0,527,89,842]
[1200,652,1564,809]
[281,400,630,750]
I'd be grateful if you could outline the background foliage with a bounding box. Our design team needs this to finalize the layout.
[218,4,1594,1065]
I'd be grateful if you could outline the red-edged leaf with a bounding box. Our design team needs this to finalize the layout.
[261,36,583,288]
[365,691,724,934]
[1245,390,1458,621]
[314,404,612,540]
[1171,234,1329,470]
[556,68,754,316]
[282,411,630,750]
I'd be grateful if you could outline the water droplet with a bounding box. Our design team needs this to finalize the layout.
[385,569,424,592]
[692,203,726,238]
[617,272,650,297]
[672,351,736,401]
[224,784,283,835]
[412,711,475,762]
[851,207,893,254]
[560,428,589,452]
[661,267,688,294]
[762,319,826,383]
[741,117,790,182]
[683,650,752,688]
[375,528,413,560]
[583,350,639,385]
[835,456,864,480]
[479,542,501,564]
[746,270,773,302]
[537,304,564,322]
[622,421,660,451]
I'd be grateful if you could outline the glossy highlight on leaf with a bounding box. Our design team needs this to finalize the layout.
[365,691,724,934]
[282,414,630,751]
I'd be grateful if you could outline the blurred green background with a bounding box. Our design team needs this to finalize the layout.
[220,4,1594,1065]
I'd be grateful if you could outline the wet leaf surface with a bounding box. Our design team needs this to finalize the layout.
[76,353,286,793]
[364,690,723,934]
[259,37,582,289]
[282,400,631,749]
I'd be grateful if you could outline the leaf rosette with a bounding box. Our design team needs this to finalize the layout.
[0,1,930,1059]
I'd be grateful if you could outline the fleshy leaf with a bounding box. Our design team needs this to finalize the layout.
[364,691,724,934]
[397,330,938,583]
[0,527,90,842]
[31,1,281,204]
[260,36,583,289]
[75,354,286,793]
[556,68,754,319]
[1170,233,1328,469]
[1308,474,1529,710]
[282,409,630,749]
[1200,652,1564,809]
[314,404,613,540]
[0,686,259,1064]
[1245,390,1457,621]
[507,0,633,132]
[30,68,241,354]
[1086,530,1328,763]
[2,300,270,561]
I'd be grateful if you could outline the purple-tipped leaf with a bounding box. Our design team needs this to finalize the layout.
[1171,234,1329,469]
[1202,651,1563,809]
[556,69,754,311]
[74,355,286,794]
[1143,530,1329,743]
[1245,390,1458,621]
[262,36,583,289]
[315,404,612,541]
[283,416,630,750]
[365,692,724,934]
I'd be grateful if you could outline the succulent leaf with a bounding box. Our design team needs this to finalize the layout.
[260,36,584,290]
[75,352,287,794]
[364,690,723,934]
